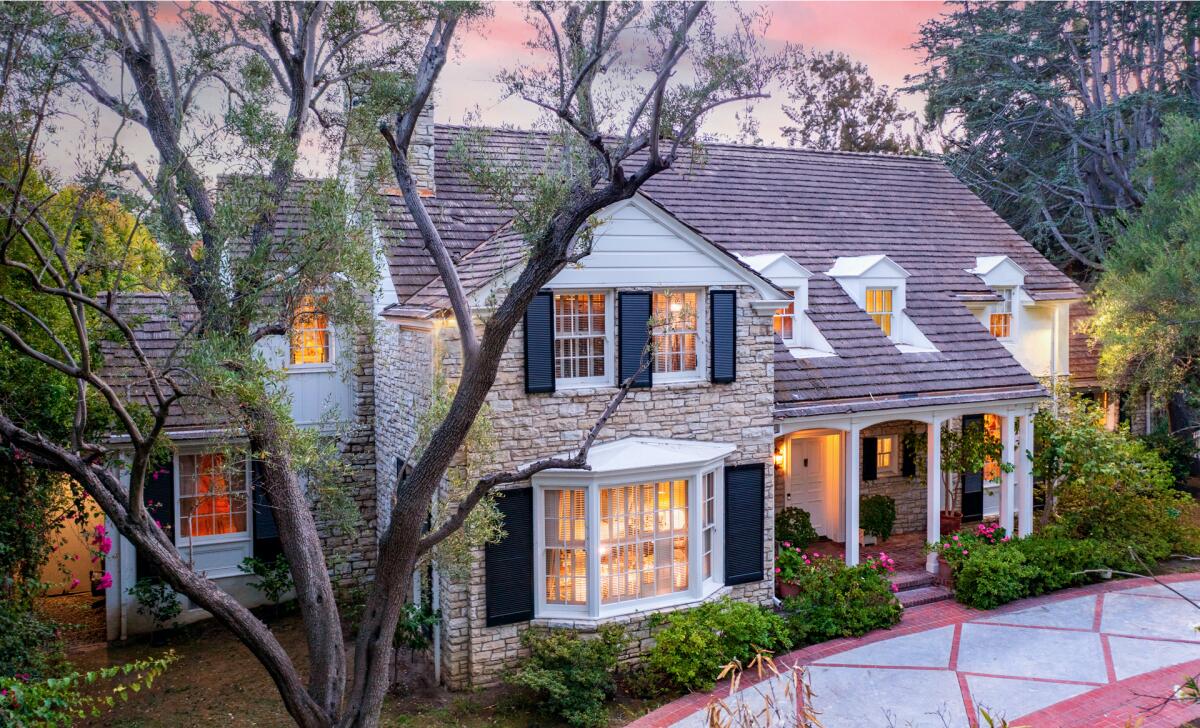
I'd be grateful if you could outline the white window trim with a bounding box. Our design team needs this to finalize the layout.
[987,286,1017,342]
[286,302,336,372]
[553,290,615,389]
[876,435,900,477]
[774,290,800,346]
[532,461,726,621]
[174,449,253,547]
[652,288,707,384]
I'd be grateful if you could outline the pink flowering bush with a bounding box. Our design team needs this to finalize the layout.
[779,552,902,645]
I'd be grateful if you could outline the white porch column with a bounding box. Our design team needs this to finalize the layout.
[1018,407,1036,537]
[844,424,862,566]
[925,415,944,574]
[999,410,1016,535]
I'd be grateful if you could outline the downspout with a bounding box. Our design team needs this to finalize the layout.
[431,561,441,685]
[1050,304,1060,417]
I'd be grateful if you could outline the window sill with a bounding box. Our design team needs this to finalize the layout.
[545,378,711,397]
[286,364,336,374]
[176,533,251,548]
[532,584,728,627]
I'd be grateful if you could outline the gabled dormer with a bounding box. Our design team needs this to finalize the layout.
[737,253,834,358]
[827,254,936,353]
[967,255,1028,343]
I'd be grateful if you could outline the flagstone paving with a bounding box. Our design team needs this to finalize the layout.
[628,574,1200,728]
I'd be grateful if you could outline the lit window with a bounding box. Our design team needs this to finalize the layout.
[865,288,893,336]
[290,296,331,365]
[989,288,1014,339]
[773,291,796,341]
[653,290,700,376]
[983,414,1002,481]
[702,471,716,580]
[544,489,588,606]
[876,436,898,475]
[178,453,248,539]
[598,480,689,605]
[554,293,607,384]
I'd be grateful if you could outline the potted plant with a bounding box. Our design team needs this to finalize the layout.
[860,494,896,544]
[774,543,811,598]
[775,507,819,549]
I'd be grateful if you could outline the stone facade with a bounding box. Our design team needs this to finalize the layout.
[403,286,778,689]
[859,421,927,536]
[374,322,435,535]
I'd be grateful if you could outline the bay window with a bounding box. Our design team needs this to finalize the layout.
[652,290,704,380]
[532,438,732,619]
[554,292,610,386]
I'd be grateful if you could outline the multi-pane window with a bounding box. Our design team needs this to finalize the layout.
[877,436,898,475]
[178,453,248,539]
[989,288,1014,339]
[983,414,1002,482]
[544,489,588,606]
[702,471,716,580]
[653,291,699,376]
[865,288,893,336]
[290,296,331,365]
[773,291,796,341]
[554,293,607,383]
[598,480,689,605]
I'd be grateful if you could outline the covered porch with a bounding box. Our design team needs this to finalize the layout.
[774,398,1041,573]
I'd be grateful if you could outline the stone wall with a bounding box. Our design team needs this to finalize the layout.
[859,421,927,536]
[431,285,777,689]
[374,322,435,536]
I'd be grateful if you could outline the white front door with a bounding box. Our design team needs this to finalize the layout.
[787,437,828,535]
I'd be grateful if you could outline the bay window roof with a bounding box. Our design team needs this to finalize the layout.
[539,437,735,481]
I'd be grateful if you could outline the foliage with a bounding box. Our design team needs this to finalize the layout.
[393,602,440,653]
[860,494,896,541]
[0,600,67,680]
[954,546,1037,610]
[1034,394,1198,561]
[774,507,819,549]
[646,598,792,693]
[239,555,295,605]
[907,419,1010,513]
[127,578,183,631]
[506,626,626,728]
[909,2,1200,271]
[0,652,176,727]
[1142,424,1198,488]
[774,543,810,584]
[781,47,923,153]
[779,553,902,646]
[1091,114,1200,399]
[706,649,819,728]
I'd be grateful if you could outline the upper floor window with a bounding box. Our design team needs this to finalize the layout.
[989,288,1014,339]
[178,452,248,540]
[773,291,796,341]
[865,287,894,336]
[554,292,609,386]
[653,290,701,379]
[290,296,331,365]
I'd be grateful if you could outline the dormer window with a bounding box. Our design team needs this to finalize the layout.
[773,292,796,340]
[989,288,1014,339]
[865,287,894,336]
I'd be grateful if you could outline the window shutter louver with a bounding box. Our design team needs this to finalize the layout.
[901,436,917,477]
[724,463,765,585]
[485,487,534,626]
[710,290,736,383]
[618,291,653,388]
[862,436,878,481]
[524,291,555,394]
[252,459,283,561]
[137,456,176,581]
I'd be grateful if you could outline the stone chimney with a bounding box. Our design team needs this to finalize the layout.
[340,76,436,197]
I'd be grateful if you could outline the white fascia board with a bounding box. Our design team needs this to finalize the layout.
[737,253,813,283]
[826,254,910,280]
[968,255,1027,289]
[532,436,736,482]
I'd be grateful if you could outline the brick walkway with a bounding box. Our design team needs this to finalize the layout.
[629,574,1200,728]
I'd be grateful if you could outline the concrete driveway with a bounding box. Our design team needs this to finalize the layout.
[631,574,1200,728]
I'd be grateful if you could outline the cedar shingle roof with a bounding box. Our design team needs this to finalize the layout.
[384,126,1078,418]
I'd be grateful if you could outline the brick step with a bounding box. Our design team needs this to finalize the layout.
[897,585,955,608]
[889,570,936,592]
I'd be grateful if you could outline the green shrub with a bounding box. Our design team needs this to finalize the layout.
[646,598,792,692]
[0,652,176,727]
[127,577,182,631]
[507,625,626,728]
[239,554,295,604]
[775,507,819,549]
[954,545,1037,609]
[1013,535,1130,595]
[860,495,896,541]
[779,554,902,646]
[0,601,66,679]
[1142,424,1198,487]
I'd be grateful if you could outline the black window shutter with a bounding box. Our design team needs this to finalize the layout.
[252,459,283,561]
[485,487,534,626]
[901,436,917,477]
[724,463,765,586]
[137,455,176,581]
[618,291,653,388]
[862,437,878,481]
[710,290,736,384]
[524,291,555,394]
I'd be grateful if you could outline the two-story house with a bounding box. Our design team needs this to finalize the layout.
[99,118,1081,691]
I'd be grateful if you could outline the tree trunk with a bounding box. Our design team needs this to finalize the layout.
[243,399,346,721]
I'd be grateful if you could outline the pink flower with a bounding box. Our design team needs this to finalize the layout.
[952,534,959,541]
[890,583,899,593]
[775,567,781,573]
[94,524,106,538]
[962,549,969,555]
[782,541,791,548]
[99,536,112,555]
[96,572,113,590]
[69,578,80,591]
